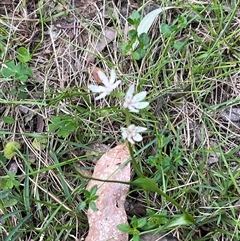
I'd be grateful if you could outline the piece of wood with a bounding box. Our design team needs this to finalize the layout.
[85,144,130,241]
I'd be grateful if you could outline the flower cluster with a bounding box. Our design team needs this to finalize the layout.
[88,69,149,144]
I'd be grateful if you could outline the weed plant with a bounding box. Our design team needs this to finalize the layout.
[0,0,240,240]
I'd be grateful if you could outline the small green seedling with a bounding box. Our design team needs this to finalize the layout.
[160,14,188,50]
[49,115,78,138]
[77,185,99,211]
[118,215,147,241]
[0,174,20,208]
[1,59,32,81]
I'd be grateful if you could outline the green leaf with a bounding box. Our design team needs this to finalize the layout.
[163,214,193,229]
[177,15,187,29]
[0,155,7,164]
[137,217,147,228]
[173,41,185,50]
[133,47,146,60]
[1,116,15,124]
[128,29,137,39]
[49,115,78,138]
[131,216,139,229]
[83,190,91,199]
[90,185,98,196]
[32,138,47,150]
[4,198,18,207]
[89,201,98,211]
[1,60,16,77]
[133,233,140,241]
[77,201,86,211]
[117,224,132,233]
[57,128,69,138]
[139,33,150,46]
[132,51,141,60]
[0,190,10,199]
[17,47,31,63]
[128,10,140,26]
[132,177,160,192]
[121,43,132,55]
[14,65,32,81]
[160,23,174,37]
[4,141,21,159]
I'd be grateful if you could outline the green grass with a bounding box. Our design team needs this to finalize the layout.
[0,0,240,240]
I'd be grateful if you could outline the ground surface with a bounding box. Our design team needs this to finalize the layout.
[0,0,240,241]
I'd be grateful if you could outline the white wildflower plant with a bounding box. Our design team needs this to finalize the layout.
[88,69,121,100]
[88,68,149,144]
[123,84,149,113]
[121,124,147,144]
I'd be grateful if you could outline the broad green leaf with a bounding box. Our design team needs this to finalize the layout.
[139,32,150,46]
[4,198,18,207]
[173,41,185,50]
[4,141,20,159]
[128,29,137,39]
[90,185,98,196]
[132,177,160,192]
[137,217,147,228]
[1,60,16,77]
[117,224,132,233]
[160,23,175,37]
[132,50,141,60]
[89,201,98,211]
[17,47,31,63]
[0,190,9,199]
[131,216,139,229]
[0,155,7,163]
[128,10,141,26]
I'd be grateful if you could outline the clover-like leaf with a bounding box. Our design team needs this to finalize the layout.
[4,141,21,159]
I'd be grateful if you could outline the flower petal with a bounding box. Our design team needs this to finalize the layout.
[135,126,147,132]
[133,133,143,142]
[127,136,135,144]
[109,69,116,84]
[133,101,149,109]
[121,128,128,139]
[98,70,109,86]
[132,91,147,102]
[95,92,107,100]
[128,106,139,113]
[88,85,106,93]
[125,85,134,102]
[112,80,121,90]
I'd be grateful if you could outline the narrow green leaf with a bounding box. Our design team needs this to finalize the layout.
[1,116,15,124]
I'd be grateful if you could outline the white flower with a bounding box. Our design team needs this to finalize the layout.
[121,124,147,144]
[123,84,149,112]
[88,69,121,100]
